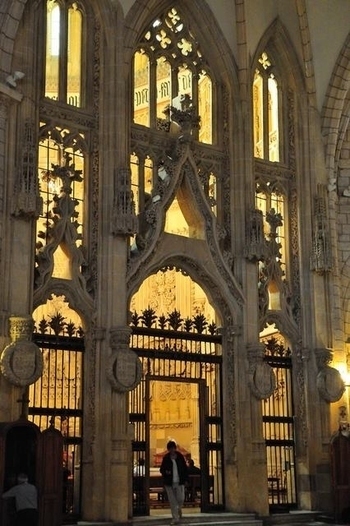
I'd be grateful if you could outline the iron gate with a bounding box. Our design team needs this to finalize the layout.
[130,325,224,516]
[263,338,297,511]
[29,330,84,523]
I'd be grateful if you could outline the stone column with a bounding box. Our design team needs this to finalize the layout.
[0,85,24,422]
[107,326,141,523]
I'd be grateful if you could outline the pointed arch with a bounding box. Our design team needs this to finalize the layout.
[321,33,350,176]
[128,235,244,330]
[0,0,27,71]
[125,0,238,90]
[251,18,305,92]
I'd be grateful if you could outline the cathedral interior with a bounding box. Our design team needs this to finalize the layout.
[0,0,350,524]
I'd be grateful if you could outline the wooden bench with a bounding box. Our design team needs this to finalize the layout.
[147,474,213,504]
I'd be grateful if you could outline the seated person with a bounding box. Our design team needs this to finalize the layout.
[187,459,201,475]
[186,459,201,501]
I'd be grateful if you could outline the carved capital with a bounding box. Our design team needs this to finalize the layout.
[109,326,132,351]
[247,342,266,372]
[1,313,42,387]
[9,315,34,342]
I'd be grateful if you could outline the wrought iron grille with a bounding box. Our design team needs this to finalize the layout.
[29,319,84,521]
[130,323,224,516]
[263,337,297,511]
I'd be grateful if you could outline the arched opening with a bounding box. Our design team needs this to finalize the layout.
[29,294,84,522]
[129,268,224,516]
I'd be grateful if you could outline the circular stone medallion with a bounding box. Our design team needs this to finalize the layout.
[0,340,43,386]
[107,349,142,392]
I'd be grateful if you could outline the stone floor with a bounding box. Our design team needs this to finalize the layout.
[68,510,345,526]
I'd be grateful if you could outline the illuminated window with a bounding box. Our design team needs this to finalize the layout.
[37,125,86,279]
[256,187,286,271]
[45,1,83,107]
[130,153,153,215]
[133,7,213,145]
[253,52,280,162]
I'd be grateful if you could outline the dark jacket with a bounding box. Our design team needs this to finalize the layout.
[160,451,189,486]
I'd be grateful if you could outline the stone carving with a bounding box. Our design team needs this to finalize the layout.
[310,190,332,274]
[247,343,276,400]
[9,315,34,341]
[35,145,88,292]
[1,340,43,387]
[107,327,142,392]
[11,120,43,219]
[0,315,42,386]
[107,348,142,393]
[315,348,345,402]
[111,167,138,236]
[245,209,267,261]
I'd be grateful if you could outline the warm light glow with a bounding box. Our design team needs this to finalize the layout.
[253,71,264,159]
[335,363,350,387]
[156,57,172,119]
[268,75,279,161]
[253,52,280,161]
[67,5,82,107]
[45,0,83,106]
[133,51,150,126]
[45,1,60,100]
[198,71,212,144]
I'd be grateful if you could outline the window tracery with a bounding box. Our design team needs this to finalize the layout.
[36,125,86,283]
[131,7,223,254]
[253,51,280,162]
[133,6,213,145]
[45,0,84,108]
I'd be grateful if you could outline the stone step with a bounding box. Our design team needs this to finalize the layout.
[263,511,321,525]
[130,512,262,526]
[75,512,262,526]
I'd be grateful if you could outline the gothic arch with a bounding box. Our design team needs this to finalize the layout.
[341,255,350,338]
[0,1,27,72]
[124,0,238,90]
[251,18,305,93]
[128,251,242,331]
[322,33,350,176]
[33,279,94,327]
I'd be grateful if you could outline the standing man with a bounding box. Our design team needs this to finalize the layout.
[2,473,38,526]
[160,440,189,525]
